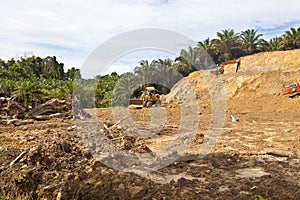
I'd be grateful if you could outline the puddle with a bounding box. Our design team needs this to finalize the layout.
[236,167,270,178]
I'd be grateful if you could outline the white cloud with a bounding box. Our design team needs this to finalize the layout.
[0,0,299,72]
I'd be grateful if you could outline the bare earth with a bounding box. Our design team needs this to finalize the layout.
[1,50,300,199]
[0,107,299,199]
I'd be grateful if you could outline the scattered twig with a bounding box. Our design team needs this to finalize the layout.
[103,124,110,132]
[10,151,27,167]
[111,136,124,141]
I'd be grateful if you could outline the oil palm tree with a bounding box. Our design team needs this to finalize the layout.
[261,37,284,52]
[11,80,43,107]
[174,46,200,76]
[134,60,159,86]
[197,38,218,68]
[240,29,264,55]
[113,72,137,106]
[0,79,16,96]
[212,29,243,63]
[156,58,181,89]
[281,27,300,50]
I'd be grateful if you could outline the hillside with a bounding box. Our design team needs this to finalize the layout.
[166,49,300,113]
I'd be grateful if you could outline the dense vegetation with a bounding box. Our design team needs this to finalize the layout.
[0,56,79,107]
[0,26,299,108]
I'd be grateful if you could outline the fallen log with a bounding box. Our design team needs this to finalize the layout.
[49,112,68,118]
[7,119,34,126]
[33,115,51,121]
[26,99,71,118]
[263,148,300,158]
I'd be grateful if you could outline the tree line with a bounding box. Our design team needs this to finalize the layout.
[176,27,300,74]
[0,26,299,108]
[199,27,300,64]
[104,26,300,107]
[0,56,80,107]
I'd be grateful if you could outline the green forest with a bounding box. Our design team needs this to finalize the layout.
[1,27,299,108]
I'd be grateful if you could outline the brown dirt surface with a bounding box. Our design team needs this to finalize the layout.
[1,50,300,199]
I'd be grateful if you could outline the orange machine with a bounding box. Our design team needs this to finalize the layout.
[211,60,241,75]
[282,84,300,95]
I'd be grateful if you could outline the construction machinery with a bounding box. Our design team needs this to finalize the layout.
[282,84,300,96]
[211,60,241,75]
[129,86,161,108]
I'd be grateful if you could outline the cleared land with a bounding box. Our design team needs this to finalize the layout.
[0,50,300,199]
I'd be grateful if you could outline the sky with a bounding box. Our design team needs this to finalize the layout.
[1,0,300,76]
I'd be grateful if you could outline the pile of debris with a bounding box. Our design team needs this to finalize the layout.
[102,121,152,154]
[26,98,72,120]
[0,96,90,125]
[0,97,28,120]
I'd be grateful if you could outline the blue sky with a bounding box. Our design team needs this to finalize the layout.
[0,0,299,75]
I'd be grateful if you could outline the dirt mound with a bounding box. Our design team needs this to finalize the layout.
[167,49,300,113]
[223,49,300,73]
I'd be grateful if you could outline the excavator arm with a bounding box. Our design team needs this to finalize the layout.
[211,60,241,75]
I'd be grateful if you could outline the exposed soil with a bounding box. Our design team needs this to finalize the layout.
[0,108,299,200]
[0,50,300,199]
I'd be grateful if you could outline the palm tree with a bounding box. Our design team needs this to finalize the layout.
[134,60,159,86]
[174,46,200,76]
[0,79,16,96]
[113,72,137,106]
[11,80,43,107]
[261,37,284,52]
[158,58,173,68]
[197,38,217,68]
[240,29,264,55]
[156,59,181,89]
[212,29,243,63]
[281,27,300,50]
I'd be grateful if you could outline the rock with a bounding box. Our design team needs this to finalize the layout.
[230,115,239,122]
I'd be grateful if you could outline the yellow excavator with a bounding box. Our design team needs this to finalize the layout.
[129,86,161,108]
